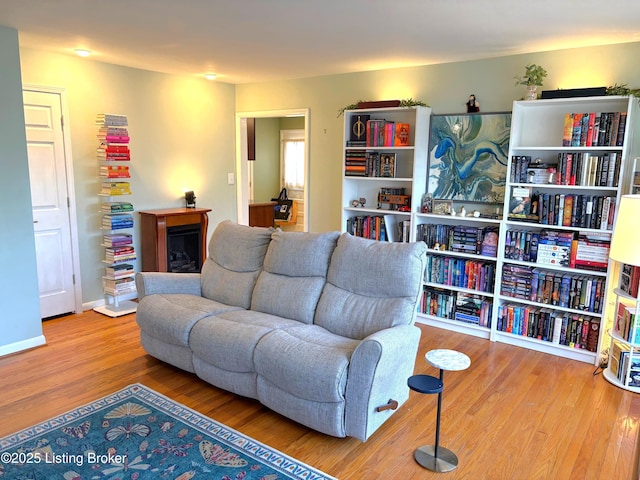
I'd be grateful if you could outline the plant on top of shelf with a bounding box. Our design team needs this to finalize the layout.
[606,83,640,104]
[514,64,548,87]
[337,98,428,117]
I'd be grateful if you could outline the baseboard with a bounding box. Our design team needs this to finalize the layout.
[0,334,46,357]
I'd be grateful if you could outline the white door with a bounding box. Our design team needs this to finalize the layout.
[23,89,78,318]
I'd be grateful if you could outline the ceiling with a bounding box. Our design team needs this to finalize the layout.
[2,0,640,85]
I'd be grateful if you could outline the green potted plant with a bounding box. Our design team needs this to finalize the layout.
[514,64,548,100]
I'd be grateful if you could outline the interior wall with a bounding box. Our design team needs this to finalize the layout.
[235,42,640,233]
[0,26,43,353]
[18,47,237,306]
[253,118,280,202]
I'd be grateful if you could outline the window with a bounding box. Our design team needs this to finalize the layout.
[280,129,305,199]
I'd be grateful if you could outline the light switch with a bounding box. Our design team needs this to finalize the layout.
[227,173,235,185]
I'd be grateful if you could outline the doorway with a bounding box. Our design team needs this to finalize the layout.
[235,109,309,231]
[23,85,82,318]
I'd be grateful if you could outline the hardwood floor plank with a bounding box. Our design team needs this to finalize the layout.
[0,311,639,479]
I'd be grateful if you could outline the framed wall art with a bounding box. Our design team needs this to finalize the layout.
[428,112,511,204]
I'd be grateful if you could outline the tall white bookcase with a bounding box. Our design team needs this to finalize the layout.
[495,96,640,364]
[341,105,431,242]
[93,113,137,317]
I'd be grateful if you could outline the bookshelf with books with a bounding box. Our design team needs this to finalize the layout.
[414,213,501,338]
[603,264,640,392]
[341,106,431,242]
[93,113,137,317]
[496,96,640,364]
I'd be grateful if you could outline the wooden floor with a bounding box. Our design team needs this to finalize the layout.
[1,310,639,479]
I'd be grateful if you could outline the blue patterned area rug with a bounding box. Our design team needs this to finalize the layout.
[0,384,335,480]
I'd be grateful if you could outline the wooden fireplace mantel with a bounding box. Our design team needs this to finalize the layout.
[138,207,211,272]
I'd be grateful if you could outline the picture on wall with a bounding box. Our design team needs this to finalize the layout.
[428,112,511,203]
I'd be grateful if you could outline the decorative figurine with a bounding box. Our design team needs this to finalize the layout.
[460,206,467,217]
[359,197,366,208]
[466,94,480,113]
[351,199,360,207]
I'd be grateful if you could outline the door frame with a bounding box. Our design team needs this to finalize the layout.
[24,84,83,315]
[235,109,310,230]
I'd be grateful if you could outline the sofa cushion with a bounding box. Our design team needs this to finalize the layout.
[136,294,242,347]
[251,230,340,323]
[315,233,427,339]
[254,324,360,403]
[189,309,301,373]
[200,220,273,309]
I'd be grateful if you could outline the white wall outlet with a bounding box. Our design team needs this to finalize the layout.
[227,173,235,185]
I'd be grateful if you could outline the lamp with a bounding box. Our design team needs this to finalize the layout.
[184,191,196,208]
[609,195,640,266]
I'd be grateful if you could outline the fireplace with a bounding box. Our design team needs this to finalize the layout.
[167,224,202,273]
[139,208,211,273]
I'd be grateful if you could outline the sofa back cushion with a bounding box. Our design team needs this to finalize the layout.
[200,220,273,309]
[315,233,427,339]
[251,230,340,323]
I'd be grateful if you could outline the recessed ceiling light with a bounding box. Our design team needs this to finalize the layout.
[74,49,92,57]
[204,73,217,81]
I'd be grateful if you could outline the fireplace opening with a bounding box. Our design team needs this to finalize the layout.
[167,224,202,273]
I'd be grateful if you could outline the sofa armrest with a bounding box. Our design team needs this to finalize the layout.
[135,272,202,299]
[344,324,421,441]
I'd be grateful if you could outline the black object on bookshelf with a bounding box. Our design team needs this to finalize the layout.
[541,87,606,99]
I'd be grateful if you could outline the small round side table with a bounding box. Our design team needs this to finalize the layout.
[408,349,470,473]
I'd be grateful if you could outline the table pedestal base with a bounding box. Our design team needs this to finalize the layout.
[414,445,458,472]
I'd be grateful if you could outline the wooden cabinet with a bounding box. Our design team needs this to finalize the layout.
[249,202,276,227]
[139,208,211,272]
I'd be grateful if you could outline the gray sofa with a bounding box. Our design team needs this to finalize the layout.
[135,220,427,441]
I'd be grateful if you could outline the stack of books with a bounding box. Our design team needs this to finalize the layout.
[103,233,132,247]
[103,276,136,296]
[105,245,136,264]
[99,165,130,178]
[102,214,134,230]
[105,263,135,279]
[101,202,134,214]
[101,181,131,195]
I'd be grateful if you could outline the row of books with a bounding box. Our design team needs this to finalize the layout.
[99,165,130,178]
[620,264,640,298]
[562,111,626,148]
[555,152,620,187]
[96,113,128,127]
[497,303,600,351]
[419,287,492,327]
[510,152,620,188]
[504,229,610,272]
[105,263,135,279]
[345,215,411,242]
[103,213,134,230]
[347,115,411,147]
[101,181,131,196]
[425,255,496,293]
[103,233,132,247]
[344,151,396,177]
[501,263,605,314]
[614,302,640,344]
[101,202,134,214]
[509,188,616,231]
[610,341,640,387]
[416,224,499,258]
